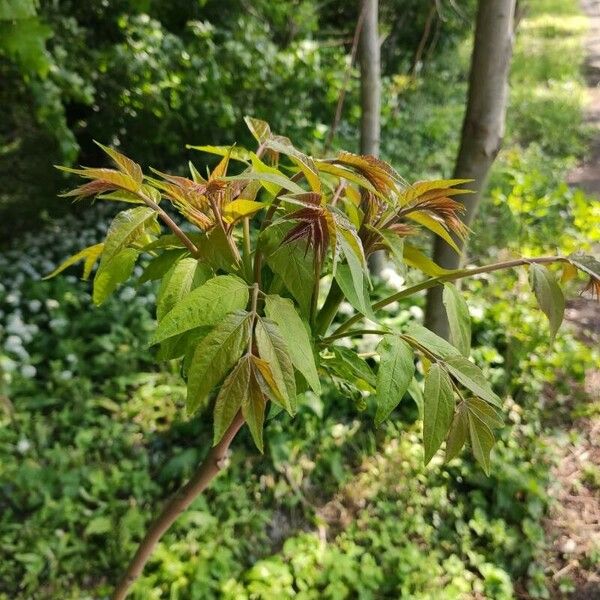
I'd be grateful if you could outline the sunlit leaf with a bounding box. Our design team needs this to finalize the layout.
[404,243,454,277]
[44,243,104,281]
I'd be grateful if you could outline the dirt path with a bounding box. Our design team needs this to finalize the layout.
[543,2,600,598]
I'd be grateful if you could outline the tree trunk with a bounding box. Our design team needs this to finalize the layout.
[424,0,516,337]
[359,0,384,275]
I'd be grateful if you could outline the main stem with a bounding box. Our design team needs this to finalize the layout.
[112,411,245,600]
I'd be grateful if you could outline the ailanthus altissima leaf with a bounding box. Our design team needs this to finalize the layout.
[445,403,468,462]
[423,364,455,464]
[442,283,471,356]
[156,257,211,321]
[403,322,461,360]
[444,356,502,408]
[101,207,157,266]
[264,295,321,393]
[187,311,252,414]
[529,263,565,340]
[375,335,415,425]
[468,410,495,475]
[44,243,104,281]
[151,275,249,344]
[93,248,138,305]
[254,318,296,413]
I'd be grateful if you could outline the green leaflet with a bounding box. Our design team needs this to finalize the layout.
[466,396,503,429]
[468,410,495,475]
[378,229,406,274]
[264,295,321,393]
[568,253,600,280]
[138,249,187,284]
[100,206,157,266]
[423,364,455,465]
[442,283,471,356]
[187,311,251,415]
[408,377,424,418]
[404,243,453,277]
[529,263,565,340]
[403,322,461,360]
[151,275,249,344]
[157,328,208,362]
[43,243,104,281]
[156,257,211,321]
[334,264,376,322]
[254,318,296,414]
[375,335,415,426]
[330,346,376,389]
[444,356,502,408]
[266,237,314,317]
[92,248,138,305]
[213,355,267,452]
[213,358,248,446]
[445,403,468,462]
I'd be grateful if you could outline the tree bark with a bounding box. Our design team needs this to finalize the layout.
[359,0,385,276]
[424,0,516,337]
[112,411,245,600]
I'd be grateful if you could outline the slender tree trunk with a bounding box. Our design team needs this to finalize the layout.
[112,411,245,600]
[424,0,516,337]
[359,0,384,275]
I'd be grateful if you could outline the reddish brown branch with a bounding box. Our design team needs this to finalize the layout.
[112,411,245,600]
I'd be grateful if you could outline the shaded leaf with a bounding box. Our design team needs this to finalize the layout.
[403,322,461,360]
[468,411,495,475]
[331,346,376,389]
[423,364,455,464]
[443,283,471,356]
[445,402,468,462]
[375,335,415,425]
[444,356,502,408]
[93,248,138,305]
[529,264,565,340]
[264,294,321,393]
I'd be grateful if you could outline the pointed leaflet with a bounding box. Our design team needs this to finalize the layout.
[378,230,406,274]
[264,138,321,193]
[403,322,461,360]
[93,248,138,305]
[330,346,376,390]
[243,360,268,453]
[334,264,377,321]
[254,318,296,413]
[468,410,495,475]
[151,275,249,344]
[94,141,143,184]
[423,364,455,465]
[100,206,157,266]
[404,243,454,277]
[44,243,104,281]
[156,257,211,321]
[266,237,314,317]
[375,335,415,425]
[264,294,321,393]
[407,212,462,254]
[138,249,186,284]
[186,145,252,163]
[442,283,471,356]
[466,396,503,429]
[408,378,424,418]
[223,200,265,223]
[244,116,271,144]
[213,357,249,445]
[444,356,502,408]
[187,311,251,414]
[445,402,468,462]
[529,264,565,340]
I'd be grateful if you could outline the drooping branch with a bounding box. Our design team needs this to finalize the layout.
[112,410,245,600]
[326,255,568,339]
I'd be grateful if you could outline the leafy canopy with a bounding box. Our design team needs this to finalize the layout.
[49,117,600,473]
